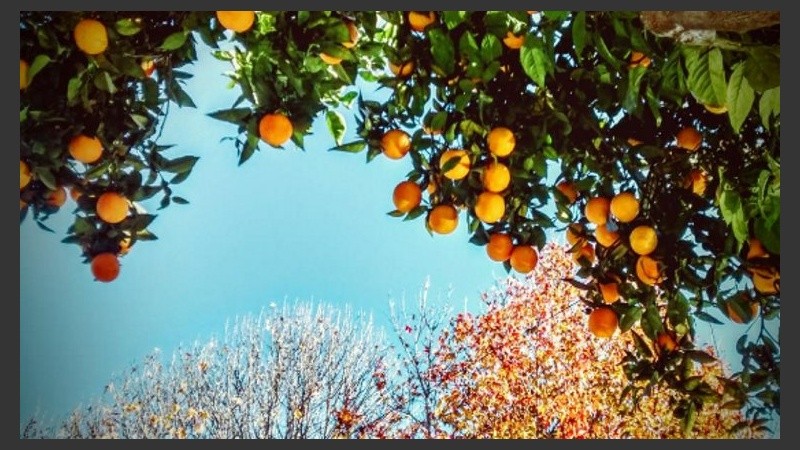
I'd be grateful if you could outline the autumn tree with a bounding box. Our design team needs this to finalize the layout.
[20,11,779,425]
[20,302,394,439]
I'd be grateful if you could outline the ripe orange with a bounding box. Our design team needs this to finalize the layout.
[572,242,595,264]
[599,282,620,303]
[393,181,422,213]
[216,11,255,33]
[74,18,108,55]
[440,149,471,180]
[428,204,458,234]
[704,104,728,115]
[656,332,678,352]
[629,225,658,256]
[683,169,708,196]
[69,134,104,164]
[91,252,120,283]
[749,267,779,295]
[482,162,511,193]
[676,126,702,151]
[259,113,293,147]
[141,58,156,77]
[629,51,651,68]
[20,160,31,190]
[320,52,343,65]
[486,127,516,157]
[746,238,769,260]
[46,187,67,207]
[388,60,415,77]
[726,300,760,324]
[502,31,524,49]
[566,223,586,247]
[636,255,663,286]
[70,186,83,202]
[556,181,578,204]
[96,192,130,224]
[588,307,618,338]
[610,192,639,223]
[627,137,643,147]
[20,59,29,90]
[585,196,610,226]
[426,180,437,195]
[510,245,538,274]
[342,21,359,49]
[474,192,505,223]
[594,223,620,248]
[381,129,411,160]
[486,233,514,262]
[408,11,436,32]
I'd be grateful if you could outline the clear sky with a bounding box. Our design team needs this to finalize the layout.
[20,35,768,429]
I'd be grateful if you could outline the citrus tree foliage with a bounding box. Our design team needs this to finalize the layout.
[378,243,758,438]
[20,302,393,439]
[20,11,779,427]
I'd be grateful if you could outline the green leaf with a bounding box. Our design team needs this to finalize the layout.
[619,306,644,332]
[458,31,480,62]
[622,66,647,112]
[686,350,717,365]
[93,71,117,94]
[759,87,780,129]
[694,311,724,325]
[158,31,188,51]
[743,49,780,92]
[162,155,199,174]
[595,35,620,72]
[480,34,502,63]
[26,54,50,85]
[171,196,189,205]
[707,48,727,106]
[67,77,82,102]
[428,28,455,75]
[718,186,748,245]
[727,62,755,134]
[325,111,346,146]
[85,161,110,180]
[387,210,405,218]
[330,140,366,153]
[442,11,467,30]
[33,167,56,190]
[207,107,251,125]
[115,18,142,36]
[169,81,196,108]
[72,216,94,235]
[130,114,149,130]
[572,11,586,62]
[520,36,548,87]
[754,216,780,255]
[404,205,427,221]
[683,47,723,107]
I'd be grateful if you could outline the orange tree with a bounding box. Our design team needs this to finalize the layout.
[20,11,779,431]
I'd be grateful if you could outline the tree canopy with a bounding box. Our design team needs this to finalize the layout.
[19,11,779,433]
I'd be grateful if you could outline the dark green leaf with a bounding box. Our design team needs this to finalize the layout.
[727,62,755,134]
[572,11,587,61]
[387,210,405,218]
[595,35,621,72]
[622,66,647,112]
[330,140,366,153]
[686,350,717,365]
[72,216,94,235]
[162,156,199,174]
[85,161,111,180]
[36,220,55,233]
[158,31,188,51]
[169,81,196,108]
[207,107,252,125]
[404,205,427,221]
[480,34,502,63]
[620,306,644,332]
[171,196,189,205]
[458,31,480,62]
[743,50,780,92]
[429,29,455,75]
[93,71,117,94]
[33,167,56,190]
[694,310,724,325]
[442,11,467,30]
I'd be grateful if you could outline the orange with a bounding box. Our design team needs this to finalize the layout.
[74,18,108,55]
[594,223,620,248]
[141,58,156,77]
[20,200,27,210]
[69,134,104,164]
[610,192,639,223]
[486,233,514,262]
[20,59,29,90]
[393,180,422,213]
[750,267,779,295]
[704,104,728,114]
[408,11,436,32]
[381,129,411,160]
[656,332,678,352]
[91,252,120,283]
[726,300,760,324]
[118,236,133,255]
[627,137,643,147]
[556,181,578,204]
[683,169,708,196]
[584,196,610,226]
[46,186,67,207]
[486,127,516,157]
[566,223,586,247]
[259,113,293,147]
[474,192,505,223]
[746,238,769,260]
[588,307,618,338]
[342,21,359,49]
[428,204,458,234]
[599,282,620,303]
[482,162,511,193]
[216,11,255,33]
[502,31,524,50]
[636,255,663,286]
[440,149,471,180]
[676,126,702,151]
[96,192,130,224]
[629,51,651,68]
[629,225,658,256]
[572,242,595,264]
[20,160,31,190]
[510,245,538,274]
[427,179,437,195]
[70,186,83,202]
[388,60,415,77]
[319,52,342,65]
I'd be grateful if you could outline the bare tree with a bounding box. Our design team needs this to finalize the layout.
[21,301,394,439]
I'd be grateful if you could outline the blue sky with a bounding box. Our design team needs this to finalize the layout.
[20,34,769,429]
